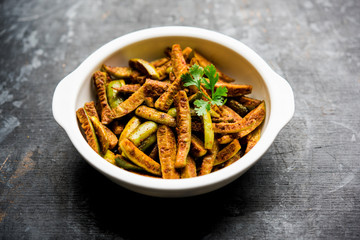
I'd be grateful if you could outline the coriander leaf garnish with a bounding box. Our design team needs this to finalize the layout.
[193,99,210,116]
[203,64,218,91]
[212,86,228,106]
[182,64,203,89]
[181,64,228,116]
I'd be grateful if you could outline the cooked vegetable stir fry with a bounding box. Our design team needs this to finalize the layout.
[76,44,266,178]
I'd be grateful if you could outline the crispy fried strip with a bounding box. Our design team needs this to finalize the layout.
[245,126,261,154]
[226,99,248,117]
[232,101,266,139]
[148,144,159,161]
[102,64,134,78]
[128,121,158,147]
[211,116,235,123]
[84,101,118,149]
[220,105,243,121]
[236,96,262,111]
[213,139,241,166]
[212,105,242,141]
[180,156,197,178]
[83,101,99,119]
[118,116,141,152]
[119,138,161,176]
[190,134,207,158]
[144,97,155,108]
[131,75,146,85]
[110,120,125,135]
[93,71,114,124]
[97,124,118,150]
[216,134,234,145]
[103,150,116,165]
[211,105,244,138]
[129,58,160,80]
[172,44,188,78]
[113,84,141,94]
[151,57,170,68]
[143,79,170,97]
[156,60,172,80]
[182,47,193,60]
[107,80,125,109]
[174,91,191,168]
[215,82,252,97]
[212,121,244,134]
[115,154,145,172]
[199,140,219,176]
[137,134,157,153]
[168,71,176,83]
[154,77,182,111]
[213,102,264,134]
[112,84,147,118]
[224,152,242,167]
[157,125,180,179]
[76,108,101,154]
[135,106,176,127]
[154,44,188,111]
[193,51,234,82]
[89,116,110,155]
[203,110,214,149]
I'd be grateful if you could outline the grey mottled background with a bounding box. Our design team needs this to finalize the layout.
[1,0,359,239]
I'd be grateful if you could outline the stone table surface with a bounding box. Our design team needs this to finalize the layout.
[1,0,359,239]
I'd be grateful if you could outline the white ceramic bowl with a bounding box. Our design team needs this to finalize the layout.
[52,26,294,197]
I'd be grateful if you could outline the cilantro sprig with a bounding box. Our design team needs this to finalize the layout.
[181,64,228,116]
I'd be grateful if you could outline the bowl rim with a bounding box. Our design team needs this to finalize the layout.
[53,26,294,195]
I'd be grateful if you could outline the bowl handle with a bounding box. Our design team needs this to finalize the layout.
[271,72,295,131]
[52,72,76,130]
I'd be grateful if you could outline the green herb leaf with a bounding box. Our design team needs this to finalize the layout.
[212,86,228,106]
[182,64,204,89]
[181,73,196,87]
[204,64,219,91]
[181,63,228,116]
[194,99,210,116]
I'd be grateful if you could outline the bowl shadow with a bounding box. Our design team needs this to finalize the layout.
[73,156,275,239]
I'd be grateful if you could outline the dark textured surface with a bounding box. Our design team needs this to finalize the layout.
[1,0,360,239]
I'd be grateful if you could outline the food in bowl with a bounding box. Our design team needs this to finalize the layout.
[53,26,294,197]
[76,43,266,179]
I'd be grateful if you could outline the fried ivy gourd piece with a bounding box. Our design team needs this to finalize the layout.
[76,44,266,179]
